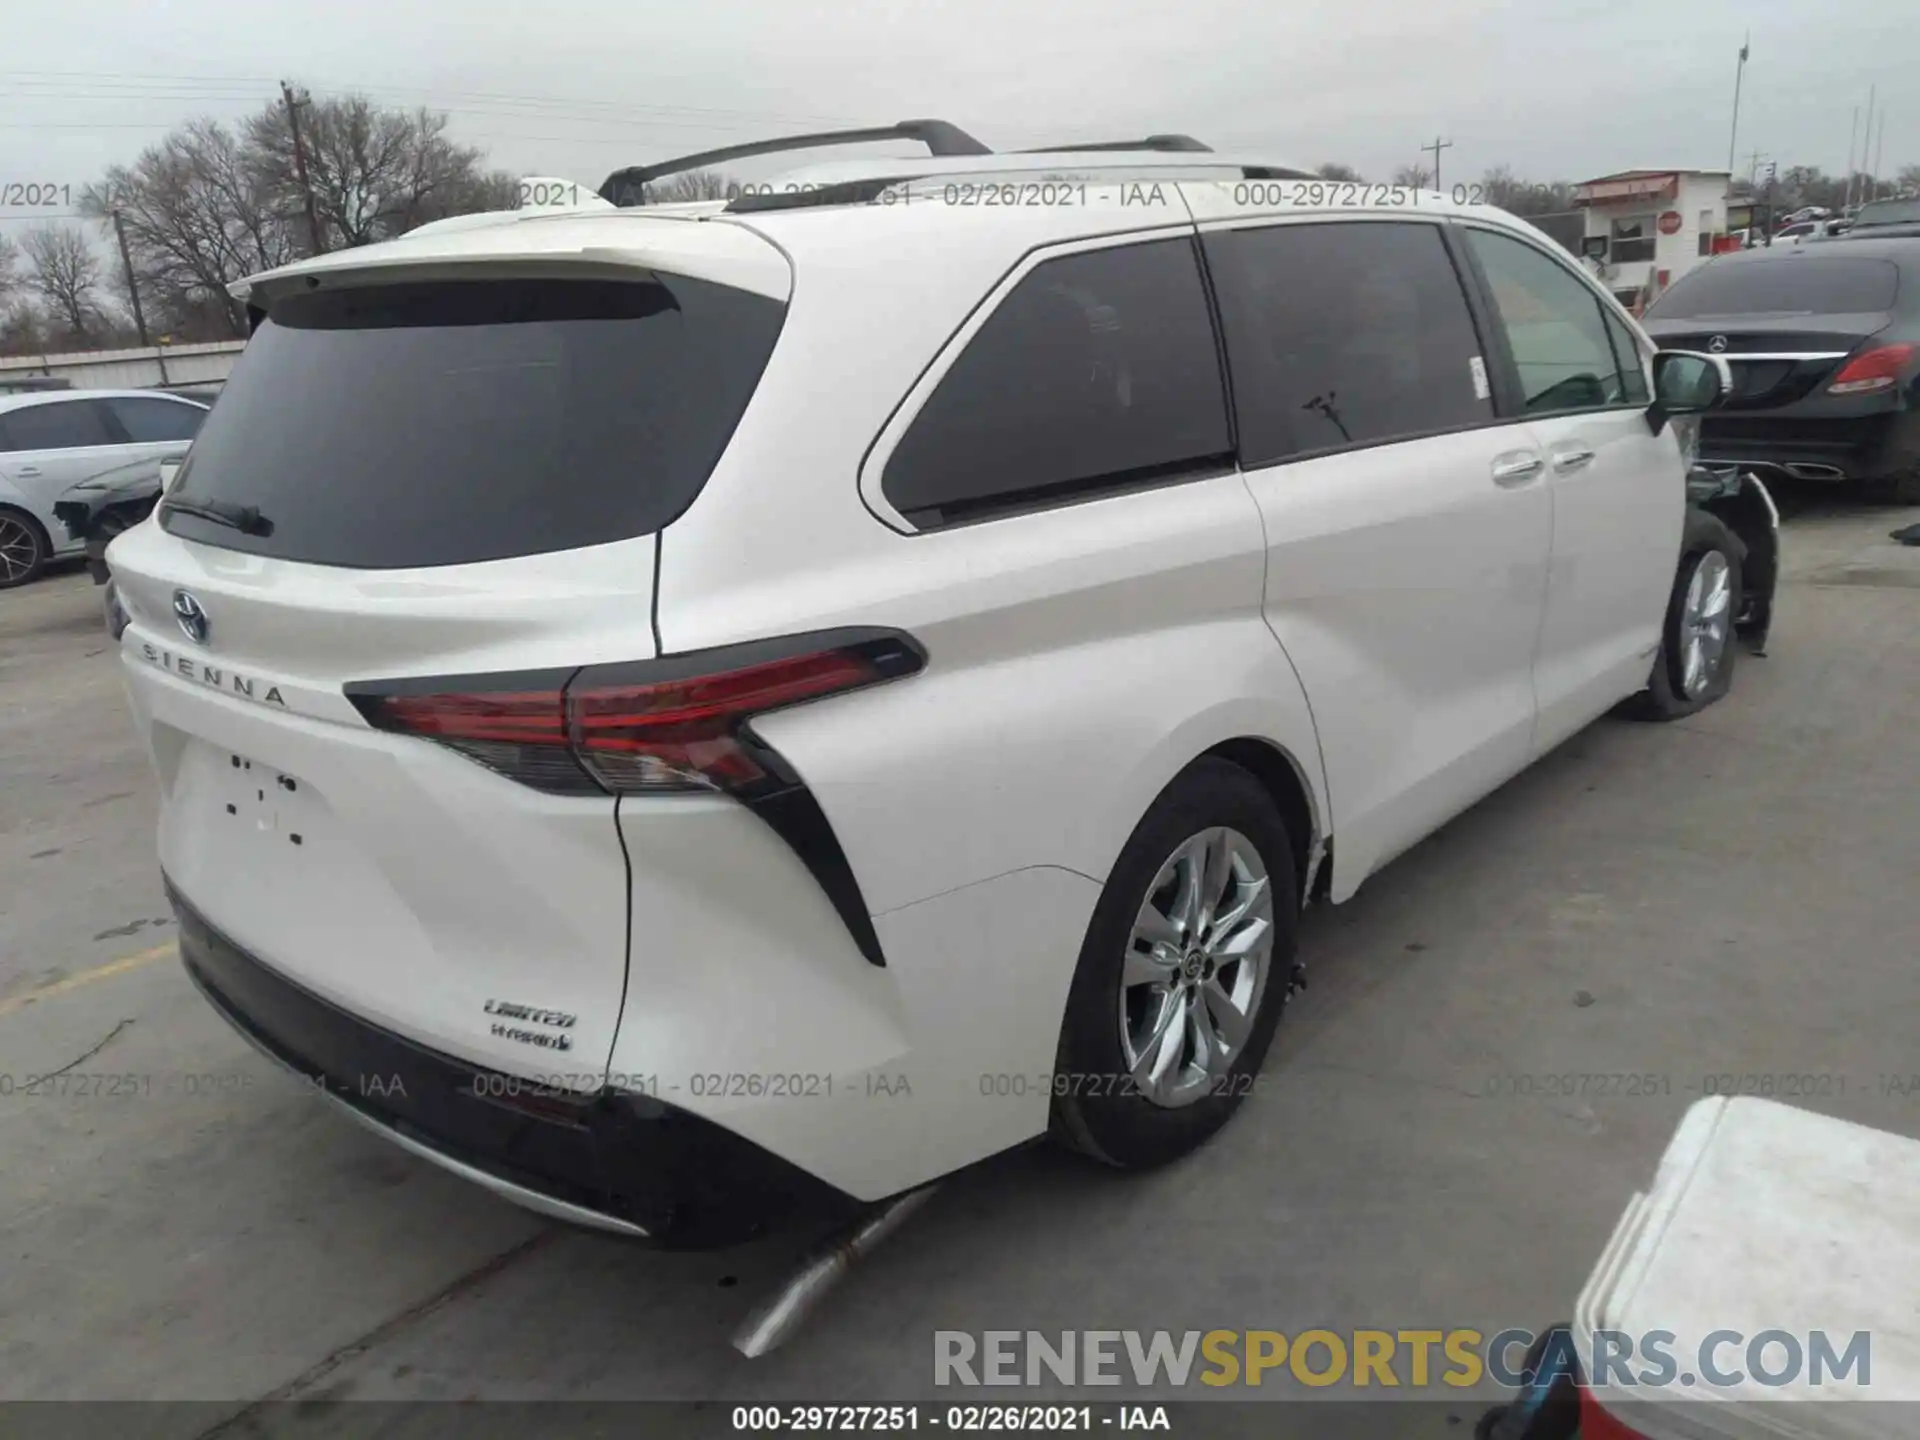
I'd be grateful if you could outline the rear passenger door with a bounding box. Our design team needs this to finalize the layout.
[1195,207,1553,891]
[1456,224,1684,754]
[0,398,126,520]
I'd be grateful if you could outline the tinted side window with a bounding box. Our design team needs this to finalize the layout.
[106,396,206,443]
[1602,308,1651,405]
[0,399,117,451]
[1202,221,1493,466]
[882,238,1230,525]
[1468,228,1636,414]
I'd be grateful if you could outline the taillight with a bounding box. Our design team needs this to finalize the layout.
[347,629,925,968]
[570,648,885,794]
[346,629,925,800]
[1827,342,1916,396]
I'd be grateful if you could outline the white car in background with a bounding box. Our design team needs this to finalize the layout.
[0,389,208,587]
[106,123,1754,1248]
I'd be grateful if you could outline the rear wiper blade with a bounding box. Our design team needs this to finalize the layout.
[161,496,274,536]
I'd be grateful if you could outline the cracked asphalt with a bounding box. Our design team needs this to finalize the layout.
[4,488,1919,1434]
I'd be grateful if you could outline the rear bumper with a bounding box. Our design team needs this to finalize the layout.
[170,880,859,1248]
[1698,410,1920,481]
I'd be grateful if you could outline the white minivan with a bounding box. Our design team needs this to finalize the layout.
[107,126,1753,1246]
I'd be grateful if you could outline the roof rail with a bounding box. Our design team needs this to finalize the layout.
[722,159,1319,215]
[599,120,991,205]
[1017,135,1213,154]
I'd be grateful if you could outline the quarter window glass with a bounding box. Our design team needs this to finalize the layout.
[1202,220,1493,466]
[106,396,206,443]
[881,238,1231,526]
[1467,229,1632,414]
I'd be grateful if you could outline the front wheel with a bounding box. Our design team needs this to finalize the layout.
[1625,512,1744,721]
[1050,758,1299,1170]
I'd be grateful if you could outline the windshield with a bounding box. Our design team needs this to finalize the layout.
[162,275,785,569]
[1645,257,1899,320]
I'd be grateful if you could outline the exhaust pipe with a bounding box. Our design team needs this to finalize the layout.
[732,1185,939,1357]
[1784,463,1847,481]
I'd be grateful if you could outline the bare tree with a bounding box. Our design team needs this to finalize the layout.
[249,95,520,247]
[1477,165,1572,217]
[0,233,19,307]
[1390,162,1433,189]
[638,169,736,204]
[20,224,108,341]
[0,300,46,357]
[1895,163,1920,198]
[83,118,297,338]
[1314,162,1364,182]
[83,95,519,344]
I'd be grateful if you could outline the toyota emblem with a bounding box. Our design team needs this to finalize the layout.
[1708,335,1729,353]
[172,589,210,644]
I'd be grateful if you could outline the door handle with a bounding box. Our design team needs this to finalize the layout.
[1490,452,1544,487]
[1551,447,1597,473]
[14,465,40,477]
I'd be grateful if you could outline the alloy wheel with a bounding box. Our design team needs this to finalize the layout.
[1119,826,1274,1109]
[1679,551,1732,698]
[0,514,42,586]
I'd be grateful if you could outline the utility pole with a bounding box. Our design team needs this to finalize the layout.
[1845,107,1859,211]
[1861,84,1876,206]
[110,209,150,348]
[1420,135,1453,193]
[1725,33,1750,202]
[281,80,326,256]
[1872,110,1887,201]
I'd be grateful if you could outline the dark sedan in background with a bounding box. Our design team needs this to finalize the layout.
[1643,238,1920,502]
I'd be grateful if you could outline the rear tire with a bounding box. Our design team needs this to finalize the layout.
[1625,511,1743,722]
[0,507,49,589]
[1050,758,1299,1170]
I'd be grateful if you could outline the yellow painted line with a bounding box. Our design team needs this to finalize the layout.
[0,940,177,1019]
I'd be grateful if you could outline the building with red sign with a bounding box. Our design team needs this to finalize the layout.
[1572,168,1734,314]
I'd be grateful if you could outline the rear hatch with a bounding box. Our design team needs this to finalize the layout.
[111,240,787,1084]
[1643,254,1901,408]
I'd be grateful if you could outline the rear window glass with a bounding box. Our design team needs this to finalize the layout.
[1646,257,1898,320]
[163,276,784,568]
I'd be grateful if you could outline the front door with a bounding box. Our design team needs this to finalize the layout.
[1456,224,1687,755]
[1190,198,1554,892]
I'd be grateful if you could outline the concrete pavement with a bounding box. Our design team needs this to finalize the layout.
[4,490,1918,1423]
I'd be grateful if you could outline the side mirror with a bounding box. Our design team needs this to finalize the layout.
[1647,350,1732,435]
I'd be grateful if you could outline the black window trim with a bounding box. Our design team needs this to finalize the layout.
[1203,211,1511,471]
[858,223,1237,535]
[1452,219,1657,425]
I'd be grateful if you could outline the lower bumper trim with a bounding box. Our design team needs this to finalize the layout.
[170,880,858,1247]
[314,1082,649,1237]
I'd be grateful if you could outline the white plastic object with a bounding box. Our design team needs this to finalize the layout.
[1574,1096,1920,1439]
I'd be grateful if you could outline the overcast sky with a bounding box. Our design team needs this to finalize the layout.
[2,0,1915,232]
